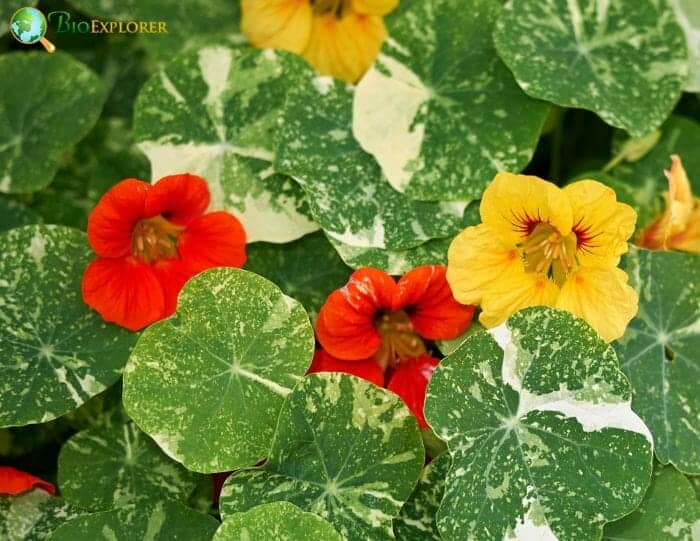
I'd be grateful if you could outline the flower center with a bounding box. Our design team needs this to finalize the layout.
[374,310,427,370]
[131,215,184,263]
[520,223,577,285]
[311,0,351,16]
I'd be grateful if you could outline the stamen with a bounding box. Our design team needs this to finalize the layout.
[519,222,578,285]
[131,215,184,263]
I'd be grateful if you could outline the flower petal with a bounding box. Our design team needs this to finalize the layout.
[316,268,396,360]
[241,0,312,54]
[480,172,573,246]
[303,12,386,83]
[0,466,55,496]
[555,266,638,342]
[82,257,165,331]
[307,349,385,387]
[394,265,474,340]
[152,259,194,318]
[563,180,636,267]
[87,179,150,258]
[177,211,247,276]
[145,174,211,226]
[352,0,398,16]
[386,355,440,429]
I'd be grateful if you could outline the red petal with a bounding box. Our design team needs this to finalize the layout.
[152,259,193,318]
[145,174,211,226]
[307,349,385,386]
[87,179,150,258]
[394,265,475,340]
[178,212,247,276]
[212,472,232,506]
[316,268,396,360]
[0,466,55,496]
[82,257,166,331]
[386,355,440,429]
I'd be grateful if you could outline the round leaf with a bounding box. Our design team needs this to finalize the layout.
[425,306,654,541]
[123,267,315,473]
[352,0,548,201]
[493,0,688,137]
[0,489,81,541]
[615,248,700,474]
[669,0,700,92]
[0,52,106,193]
[214,502,342,541]
[133,45,318,243]
[57,420,199,511]
[0,225,137,427]
[220,373,425,541]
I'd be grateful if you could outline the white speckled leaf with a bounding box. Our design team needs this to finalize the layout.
[425,306,654,541]
[393,452,450,541]
[494,0,688,137]
[214,502,342,541]
[133,46,318,243]
[47,500,218,541]
[352,0,548,202]
[603,464,700,540]
[615,248,700,474]
[219,373,425,541]
[57,420,199,511]
[669,0,700,92]
[0,52,106,193]
[123,267,315,473]
[0,225,137,427]
[275,76,466,250]
[0,489,81,541]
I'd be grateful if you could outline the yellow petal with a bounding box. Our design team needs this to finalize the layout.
[303,13,386,83]
[667,205,700,253]
[447,224,523,306]
[563,180,637,268]
[241,0,312,54]
[480,172,573,246]
[555,267,638,342]
[352,0,399,16]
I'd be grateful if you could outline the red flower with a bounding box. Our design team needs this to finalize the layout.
[307,349,385,387]
[82,174,247,331]
[0,466,55,496]
[316,266,474,368]
[386,355,440,429]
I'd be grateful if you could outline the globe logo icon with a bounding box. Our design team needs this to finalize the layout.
[9,7,56,52]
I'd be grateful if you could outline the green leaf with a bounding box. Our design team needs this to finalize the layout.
[0,225,137,427]
[244,232,351,322]
[57,420,199,512]
[220,373,425,541]
[425,306,653,541]
[123,267,315,473]
[133,45,318,243]
[0,489,82,541]
[0,52,106,194]
[615,248,700,474]
[494,0,688,137]
[352,0,548,202]
[0,196,40,233]
[214,502,342,541]
[603,464,700,540]
[669,0,700,92]
[436,321,486,356]
[689,475,700,500]
[393,452,450,541]
[276,75,467,250]
[47,500,218,541]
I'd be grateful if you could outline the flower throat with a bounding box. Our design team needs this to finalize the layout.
[131,215,184,263]
[310,0,351,16]
[520,222,577,286]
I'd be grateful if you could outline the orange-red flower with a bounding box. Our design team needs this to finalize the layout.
[386,355,440,429]
[0,466,55,496]
[316,265,474,369]
[82,174,247,331]
[307,348,385,386]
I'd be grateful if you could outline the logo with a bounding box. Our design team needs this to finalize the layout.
[9,7,56,53]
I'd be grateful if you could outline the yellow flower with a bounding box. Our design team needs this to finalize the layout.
[637,155,700,254]
[447,173,639,342]
[241,0,398,83]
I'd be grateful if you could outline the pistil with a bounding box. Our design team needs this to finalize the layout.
[520,223,577,285]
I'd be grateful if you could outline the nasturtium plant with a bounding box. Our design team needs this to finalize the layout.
[352,0,548,202]
[133,45,318,243]
[220,373,425,540]
[214,502,342,541]
[0,225,137,427]
[494,0,688,137]
[0,196,40,233]
[57,420,199,511]
[0,52,106,194]
[602,464,700,540]
[425,306,654,541]
[615,248,700,474]
[123,267,315,473]
[47,500,218,541]
[0,489,81,541]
